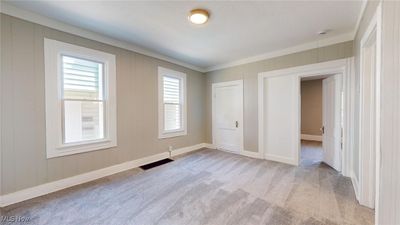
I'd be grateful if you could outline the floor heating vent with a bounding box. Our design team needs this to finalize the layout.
[140,158,174,170]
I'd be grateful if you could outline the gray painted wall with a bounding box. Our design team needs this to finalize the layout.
[205,41,353,152]
[301,79,323,136]
[0,14,207,195]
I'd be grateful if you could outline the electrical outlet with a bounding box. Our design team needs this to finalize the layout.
[168,146,173,152]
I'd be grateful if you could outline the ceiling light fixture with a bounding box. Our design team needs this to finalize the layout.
[188,9,209,25]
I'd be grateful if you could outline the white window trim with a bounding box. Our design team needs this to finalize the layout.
[44,38,117,158]
[158,66,187,139]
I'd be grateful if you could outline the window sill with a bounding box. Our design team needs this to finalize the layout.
[158,130,187,139]
[47,139,117,159]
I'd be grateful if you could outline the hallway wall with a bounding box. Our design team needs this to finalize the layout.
[301,79,323,136]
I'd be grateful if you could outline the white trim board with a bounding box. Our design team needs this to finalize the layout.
[358,2,381,210]
[208,141,297,164]
[0,143,208,207]
[170,143,206,157]
[240,150,263,159]
[204,143,263,159]
[351,171,360,201]
[301,134,323,142]
[204,143,216,149]
[265,154,297,166]
[0,2,204,73]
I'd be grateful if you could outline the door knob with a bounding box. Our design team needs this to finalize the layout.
[235,121,239,128]
[321,126,325,134]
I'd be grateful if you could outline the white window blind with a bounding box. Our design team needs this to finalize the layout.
[62,55,105,143]
[163,76,182,131]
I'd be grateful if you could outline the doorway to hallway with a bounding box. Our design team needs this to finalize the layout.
[300,75,342,172]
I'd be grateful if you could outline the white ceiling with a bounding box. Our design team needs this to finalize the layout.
[4,1,363,71]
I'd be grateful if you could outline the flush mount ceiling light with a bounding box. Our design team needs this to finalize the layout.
[188,9,209,25]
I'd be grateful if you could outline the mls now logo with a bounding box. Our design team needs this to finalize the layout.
[1,216,31,223]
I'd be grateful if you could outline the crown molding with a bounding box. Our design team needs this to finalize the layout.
[205,32,354,72]
[0,2,206,73]
[353,0,369,38]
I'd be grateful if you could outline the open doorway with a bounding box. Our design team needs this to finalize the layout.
[300,75,342,172]
[300,78,323,167]
[259,59,352,174]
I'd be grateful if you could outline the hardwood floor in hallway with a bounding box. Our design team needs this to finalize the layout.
[1,148,374,225]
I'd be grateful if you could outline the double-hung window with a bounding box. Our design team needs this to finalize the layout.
[44,39,117,158]
[158,67,187,138]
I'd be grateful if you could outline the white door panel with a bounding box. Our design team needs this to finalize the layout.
[263,75,298,164]
[322,75,342,171]
[212,81,243,153]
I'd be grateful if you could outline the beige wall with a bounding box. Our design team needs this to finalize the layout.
[0,14,207,195]
[301,79,323,136]
[206,41,353,152]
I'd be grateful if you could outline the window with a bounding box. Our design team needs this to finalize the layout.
[62,56,105,143]
[158,67,187,138]
[45,39,116,158]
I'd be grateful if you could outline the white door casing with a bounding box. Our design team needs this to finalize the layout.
[258,58,354,176]
[359,5,380,209]
[212,80,244,153]
[322,75,342,172]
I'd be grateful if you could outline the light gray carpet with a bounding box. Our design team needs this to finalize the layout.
[300,140,323,167]
[0,147,374,225]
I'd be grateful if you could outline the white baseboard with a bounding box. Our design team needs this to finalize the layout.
[205,143,263,159]
[170,143,207,157]
[241,150,263,159]
[301,134,323,141]
[208,143,298,166]
[264,154,298,166]
[204,143,216,149]
[0,143,206,207]
[351,171,360,201]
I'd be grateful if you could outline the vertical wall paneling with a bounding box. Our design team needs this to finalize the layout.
[0,14,207,194]
[378,1,400,224]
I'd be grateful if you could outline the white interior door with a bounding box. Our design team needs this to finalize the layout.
[322,75,342,171]
[263,75,299,165]
[212,80,243,153]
